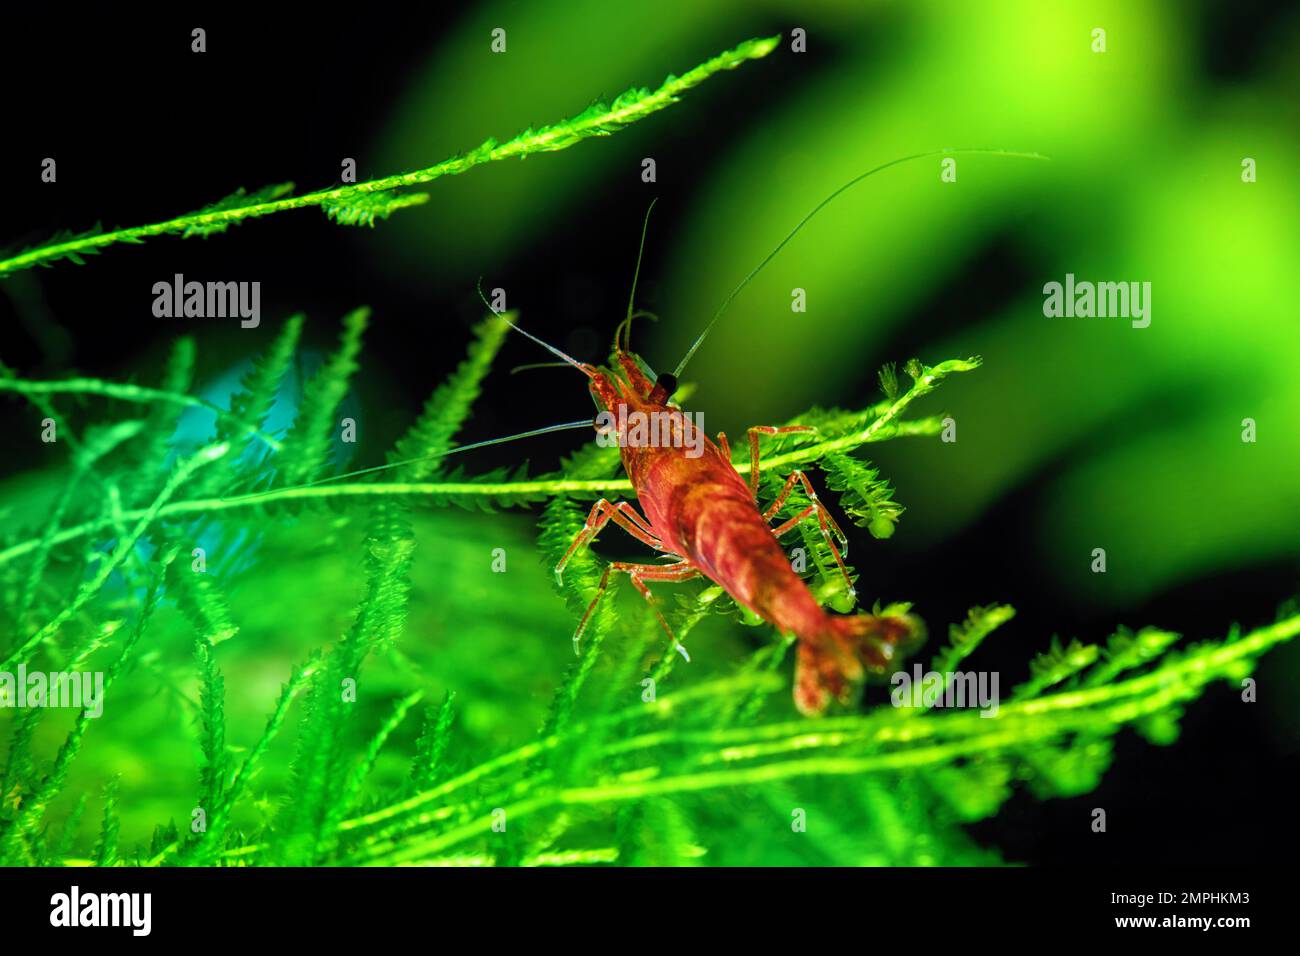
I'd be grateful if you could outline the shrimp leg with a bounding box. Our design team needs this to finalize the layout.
[762,467,856,605]
[571,560,700,654]
[745,425,816,498]
[555,498,671,584]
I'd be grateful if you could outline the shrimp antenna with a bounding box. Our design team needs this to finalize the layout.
[509,361,575,375]
[476,278,593,378]
[223,419,594,502]
[672,147,1049,378]
[615,198,659,352]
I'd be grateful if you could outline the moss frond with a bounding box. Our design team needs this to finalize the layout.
[277,307,369,487]
[0,36,779,278]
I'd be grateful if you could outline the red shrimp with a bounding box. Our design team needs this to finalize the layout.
[541,148,1046,711]
[551,349,924,716]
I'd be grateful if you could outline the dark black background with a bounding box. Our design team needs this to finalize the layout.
[1,5,1296,866]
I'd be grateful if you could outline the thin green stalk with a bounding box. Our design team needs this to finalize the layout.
[0,417,951,574]
[0,351,965,574]
[0,36,779,277]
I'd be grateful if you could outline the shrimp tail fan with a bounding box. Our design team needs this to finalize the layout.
[794,612,927,716]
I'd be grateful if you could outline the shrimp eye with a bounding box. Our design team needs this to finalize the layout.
[651,373,678,403]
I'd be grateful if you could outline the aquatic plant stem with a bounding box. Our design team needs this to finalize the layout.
[0,36,780,278]
[0,357,971,571]
[0,419,943,570]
